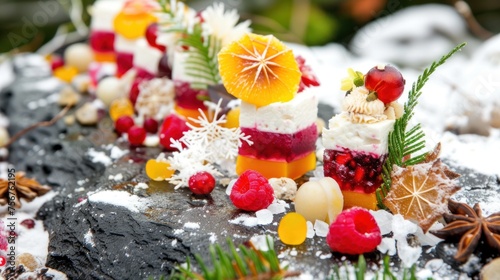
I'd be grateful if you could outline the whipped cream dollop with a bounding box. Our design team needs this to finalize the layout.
[342,87,402,123]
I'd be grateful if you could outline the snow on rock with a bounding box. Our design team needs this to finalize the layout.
[85,190,146,213]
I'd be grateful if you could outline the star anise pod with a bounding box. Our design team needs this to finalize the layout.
[0,172,51,208]
[430,199,500,263]
[383,144,460,232]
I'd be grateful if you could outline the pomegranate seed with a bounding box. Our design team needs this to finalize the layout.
[115,116,135,134]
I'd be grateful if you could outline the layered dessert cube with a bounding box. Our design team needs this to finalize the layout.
[237,90,318,179]
[323,66,404,210]
[89,0,125,62]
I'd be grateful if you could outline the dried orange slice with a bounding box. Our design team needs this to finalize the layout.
[218,33,301,107]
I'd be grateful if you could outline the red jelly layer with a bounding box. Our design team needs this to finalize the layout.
[174,80,209,110]
[135,67,156,80]
[116,52,134,78]
[323,148,387,194]
[239,124,317,162]
[90,30,115,53]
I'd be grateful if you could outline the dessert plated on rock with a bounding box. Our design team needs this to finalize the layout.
[323,65,404,210]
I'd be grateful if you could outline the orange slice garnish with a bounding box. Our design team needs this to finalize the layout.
[218,33,301,107]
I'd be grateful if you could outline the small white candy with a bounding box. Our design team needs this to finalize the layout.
[0,127,9,147]
[96,77,122,106]
[313,220,329,237]
[64,43,94,73]
[267,202,286,214]
[256,209,273,225]
[306,221,315,238]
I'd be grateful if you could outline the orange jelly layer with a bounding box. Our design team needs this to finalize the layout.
[342,190,378,210]
[236,152,316,180]
[174,105,208,127]
[93,52,116,63]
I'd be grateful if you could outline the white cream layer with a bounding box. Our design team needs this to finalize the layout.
[133,39,163,74]
[239,89,318,134]
[90,0,125,31]
[114,35,136,53]
[322,112,394,155]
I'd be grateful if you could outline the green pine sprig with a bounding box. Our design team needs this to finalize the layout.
[376,42,466,209]
[169,237,300,280]
[330,255,424,280]
[177,24,222,90]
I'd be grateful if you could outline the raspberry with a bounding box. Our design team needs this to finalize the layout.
[188,171,216,195]
[230,170,274,212]
[159,114,190,150]
[326,207,381,255]
[115,116,135,134]
[20,219,35,229]
[296,56,320,93]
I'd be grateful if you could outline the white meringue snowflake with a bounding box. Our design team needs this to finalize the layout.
[167,100,252,189]
[201,3,251,47]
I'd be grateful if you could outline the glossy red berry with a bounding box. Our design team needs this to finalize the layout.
[296,56,320,92]
[188,171,216,195]
[50,55,65,71]
[127,126,147,145]
[364,64,405,104]
[143,118,159,134]
[159,114,190,150]
[115,116,135,133]
[20,219,35,229]
[145,23,166,52]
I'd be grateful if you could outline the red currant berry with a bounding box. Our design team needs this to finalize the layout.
[364,64,405,104]
[50,55,64,71]
[145,23,166,52]
[159,114,190,150]
[127,126,147,145]
[20,219,35,229]
[143,118,159,134]
[188,171,216,195]
[115,116,135,133]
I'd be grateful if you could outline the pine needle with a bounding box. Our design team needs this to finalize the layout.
[376,42,466,209]
[170,237,300,280]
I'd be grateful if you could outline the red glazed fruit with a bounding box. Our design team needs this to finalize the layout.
[364,64,405,104]
[143,118,159,134]
[115,116,135,134]
[127,126,147,145]
[145,23,166,52]
[20,219,35,229]
[326,207,381,255]
[159,114,190,150]
[296,56,320,93]
[230,170,274,212]
[157,54,172,78]
[188,171,216,195]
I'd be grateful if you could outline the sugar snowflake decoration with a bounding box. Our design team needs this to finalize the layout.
[167,100,252,189]
[201,3,251,47]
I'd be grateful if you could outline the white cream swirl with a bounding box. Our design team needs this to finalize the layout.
[342,87,386,123]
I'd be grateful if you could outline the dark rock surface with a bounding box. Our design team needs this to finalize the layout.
[3,54,500,279]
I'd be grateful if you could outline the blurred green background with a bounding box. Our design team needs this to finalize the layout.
[0,0,499,54]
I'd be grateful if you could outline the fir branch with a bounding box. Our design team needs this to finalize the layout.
[330,255,424,280]
[376,42,466,209]
[170,237,300,280]
[177,25,222,90]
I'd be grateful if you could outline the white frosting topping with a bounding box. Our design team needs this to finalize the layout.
[342,87,387,123]
[90,0,125,31]
[114,35,137,53]
[322,113,395,155]
[239,89,318,134]
[133,39,163,74]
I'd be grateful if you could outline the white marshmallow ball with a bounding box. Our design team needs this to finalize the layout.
[64,43,94,73]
